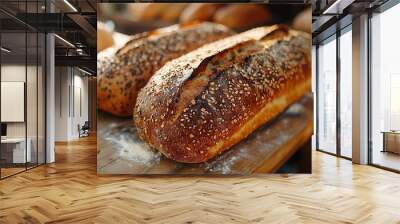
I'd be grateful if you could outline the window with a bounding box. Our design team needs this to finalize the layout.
[370,2,400,171]
[339,27,352,158]
[317,35,337,154]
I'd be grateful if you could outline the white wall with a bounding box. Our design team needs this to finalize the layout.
[72,73,89,138]
[55,66,70,141]
[54,67,89,141]
[1,65,25,138]
[1,65,40,138]
[1,63,46,164]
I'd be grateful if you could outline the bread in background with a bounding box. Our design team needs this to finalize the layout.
[180,3,224,23]
[127,3,170,21]
[160,3,189,22]
[292,7,311,33]
[97,22,114,52]
[213,4,271,30]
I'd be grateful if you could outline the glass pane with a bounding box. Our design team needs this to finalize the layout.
[38,33,45,165]
[339,28,352,158]
[371,4,400,171]
[312,45,317,151]
[1,31,27,177]
[27,31,38,169]
[0,0,46,178]
[317,36,337,154]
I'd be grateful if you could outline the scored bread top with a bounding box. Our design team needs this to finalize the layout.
[98,22,232,77]
[97,22,233,116]
[134,25,311,163]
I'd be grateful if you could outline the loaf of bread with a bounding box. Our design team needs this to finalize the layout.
[292,7,312,33]
[127,3,188,22]
[127,3,170,21]
[180,3,224,23]
[98,22,233,116]
[213,4,271,30]
[160,3,189,22]
[134,25,311,163]
[97,22,114,52]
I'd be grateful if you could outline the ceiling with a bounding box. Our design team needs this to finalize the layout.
[312,0,391,44]
[0,0,97,75]
[98,0,311,3]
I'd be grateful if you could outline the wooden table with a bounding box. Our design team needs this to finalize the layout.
[97,95,313,175]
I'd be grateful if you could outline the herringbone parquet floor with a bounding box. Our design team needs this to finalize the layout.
[0,135,399,224]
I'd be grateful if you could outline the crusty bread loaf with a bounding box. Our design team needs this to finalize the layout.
[127,3,170,21]
[160,3,189,22]
[97,22,114,52]
[292,7,312,33]
[134,25,311,163]
[180,3,224,23]
[128,3,189,22]
[97,22,233,116]
[213,4,271,30]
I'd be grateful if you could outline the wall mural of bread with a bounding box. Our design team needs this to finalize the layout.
[97,3,312,174]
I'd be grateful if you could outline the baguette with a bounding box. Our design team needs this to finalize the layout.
[134,25,311,163]
[97,22,233,116]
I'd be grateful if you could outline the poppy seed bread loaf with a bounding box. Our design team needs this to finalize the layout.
[98,22,234,116]
[134,25,311,163]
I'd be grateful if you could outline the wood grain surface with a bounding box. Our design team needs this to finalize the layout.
[98,95,313,174]
[1,135,400,223]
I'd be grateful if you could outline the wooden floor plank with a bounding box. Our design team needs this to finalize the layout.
[0,135,399,223]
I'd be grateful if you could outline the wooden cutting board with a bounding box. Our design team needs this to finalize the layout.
[97,95,313,175]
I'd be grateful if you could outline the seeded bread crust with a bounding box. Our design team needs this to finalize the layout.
[134,25,311,163]
[97,22,234,116]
